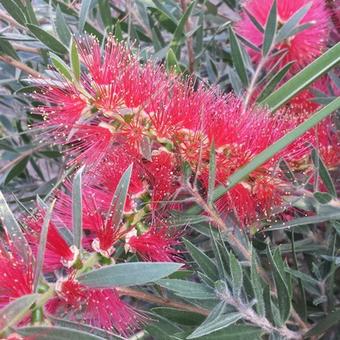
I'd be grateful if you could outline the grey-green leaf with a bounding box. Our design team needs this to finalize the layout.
[261,43,340,111]
[78,262,182,287]
[27,24,68,54]
[262,0,277,56]
[79,0,93,32]
[18,326,103,340]
[72,166,84,250]
[229,252,243,297]
[157,279,216,300]
[50,53,72,81]
[0,191,31,263]
[0,294,39,333]
[33,200,55,292]
[183,238,219,282]
[229,26,248,86]
[1,0,27,26]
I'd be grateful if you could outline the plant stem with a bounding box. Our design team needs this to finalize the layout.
[0,55,41,78]
[118,287,209,316]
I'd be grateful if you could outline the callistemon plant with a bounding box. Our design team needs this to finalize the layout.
[0,0,339,339]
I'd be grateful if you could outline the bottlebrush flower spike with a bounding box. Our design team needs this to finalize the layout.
[235,0,329,75]
[52,275,143,336]
[0,238,33,308]
[24,212,79,272]
[126,225,182,262]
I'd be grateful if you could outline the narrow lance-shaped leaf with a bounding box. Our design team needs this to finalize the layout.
[262,0,277,56]
[275,2,312,44]
[0,191,31,263]
[251,248,265,316]
[229,26,249,86]
[183,238,219,282]
[230,252,243,297]
[212,97,340,202]
[166,48,180,73]
[170,0,197,58]
[267,247,291,325]
[311,149,336,196]
[0,294,39,334]
[55,5,71,45]
[207,141,216,206]
[27,24,68,55]
[18,326,104,340]
[72,166,84,250]
[33,199,56,292]
[244,7,264,33]
[79,0,93,32]
[70,38,81,82]
[256,61,294,102]
[187,302,242,339]
[50,52,72,81]
[1,0,27,26]
[78,262,182,287]
[261,43,340,111]
[107,164,133,228]
[304,309,340,338]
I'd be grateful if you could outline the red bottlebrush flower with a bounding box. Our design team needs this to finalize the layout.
[86,203,128,258]
[24,213,78,272]
[126,226,182,262]
[235,0,329,75]
[143,149,179,205]
[0,242,33,309]
[52,276,143,336]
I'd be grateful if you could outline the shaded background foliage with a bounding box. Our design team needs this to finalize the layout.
[0,0,339,339]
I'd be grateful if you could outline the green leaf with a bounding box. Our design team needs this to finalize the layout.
[170,0,197,58]
[183,238,219,282]
[98,0,112,30]
[107,164,133,229]
[166,48,180,73]
[229,252,243,297]
[0,191,31,263]
[55,6,71,46]
[244,7,264,33]
[152,307,205,326]
[192,325,262,340]
[187,302,242,339]
[78,262,182,287]
[46,315,125,340]
[256,62,294,102]
[0,38,19,60]
[311,149,336,196]
[49,53,72,81]
[1,0,27,26]
[33,200,55,292]
[79,0,93,32]
[114,21,123,42]
[261,43,340,111]
[262,0,277,55]
[251,249,265,316]
[275,2,312,44]
[0,294,39,333]
[212,97,340,201]
[304,309,340,338]
[267,247,291,325]
[157,279,216,300]
[17,326,103,340]
[314,192,333,204]
[4,156,29,185]
[72,166,84,250]
[229,26,248,86]
[27,24,68,54]
[267,209,340,231]
[207,141,216,206]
